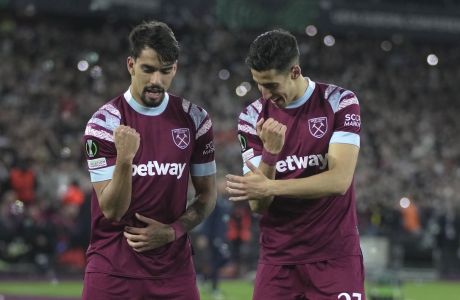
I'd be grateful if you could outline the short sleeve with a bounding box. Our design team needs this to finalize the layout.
[238,100,264,174]
[83,103,121,182]
[327,88,361,147]
[189,106,216,176]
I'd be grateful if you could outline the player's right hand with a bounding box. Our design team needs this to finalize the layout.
[113,125,140,162]
[256,117,287,154]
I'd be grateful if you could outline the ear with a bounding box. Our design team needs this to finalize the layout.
[171,61,178,76]
[127,56,135,76]
[291,65,301,79]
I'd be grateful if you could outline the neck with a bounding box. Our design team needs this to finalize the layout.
[294,76,308,100]
[129,86,142,105]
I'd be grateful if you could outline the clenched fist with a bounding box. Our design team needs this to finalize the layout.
[256,118,287,154]
[114,125,140,162]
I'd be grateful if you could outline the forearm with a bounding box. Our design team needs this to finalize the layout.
[172,190,216,238]
[99,159,133,221]
[249,161,276,213]
[269,144,359,199]
[270,169,352,200]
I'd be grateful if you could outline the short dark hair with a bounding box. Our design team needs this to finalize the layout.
[128,21,179,64]
[245,29,299,72]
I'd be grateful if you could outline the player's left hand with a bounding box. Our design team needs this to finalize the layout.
[226,160,273,201]
[124,213,175,252]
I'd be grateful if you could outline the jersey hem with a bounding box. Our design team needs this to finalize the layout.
[84,268,195,279]
[258,252,362,265]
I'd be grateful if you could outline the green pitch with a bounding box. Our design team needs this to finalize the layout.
[0,280,459,299]
[0,281,82,297]
[0,280,252,300]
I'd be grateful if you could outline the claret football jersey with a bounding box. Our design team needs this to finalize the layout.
[83,88,216,278]
[238,78,362,264]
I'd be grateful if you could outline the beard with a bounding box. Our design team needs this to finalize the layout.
[140,85,165,107]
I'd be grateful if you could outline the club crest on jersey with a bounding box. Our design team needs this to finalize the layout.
[308,117,328,138]
[172,128,190,149]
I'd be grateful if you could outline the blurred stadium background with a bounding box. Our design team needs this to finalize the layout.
[0,0,460,299]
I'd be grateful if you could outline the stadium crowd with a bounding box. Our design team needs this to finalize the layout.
[0,13,459,279]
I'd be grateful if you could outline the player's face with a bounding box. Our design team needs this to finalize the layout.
[127,47,177,107]
[251,68,297,108]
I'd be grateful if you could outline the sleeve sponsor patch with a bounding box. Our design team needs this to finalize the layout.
[242,148,254,162]
[344,113,361,127]
[87,157,107,169]
[203,141,215,155]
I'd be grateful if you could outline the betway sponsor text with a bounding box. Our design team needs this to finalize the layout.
[132,161,186,179]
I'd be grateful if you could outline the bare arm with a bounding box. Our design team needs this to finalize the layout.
[93,125,140,221]
[247,161,275,213]
[271,143,359,198]
[122,174,216,252]
[172,174,217,236]
[237,117,286,214]
[92,159,133,222]
[227,143,359,201]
